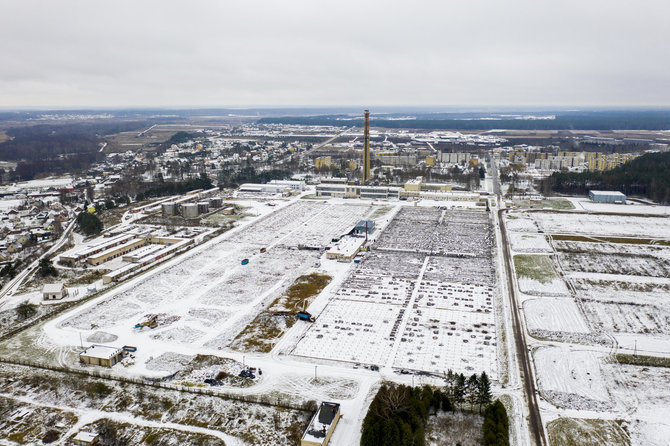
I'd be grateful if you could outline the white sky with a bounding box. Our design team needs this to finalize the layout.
[1,0,669,107]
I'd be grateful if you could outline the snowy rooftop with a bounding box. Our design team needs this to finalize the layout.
[80,344,122,360]
[329,236,364,257]
[589,190,626,197]
[41,283,64,293]
[74,431,98,442]
[302,402,340,444]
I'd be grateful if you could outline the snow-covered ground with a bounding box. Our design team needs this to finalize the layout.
[509,204,670,445]
[523,298,590,334]
[508,232,552,253]
[534,347,612,411]
[533,212,670,238]
[292,206,499,378]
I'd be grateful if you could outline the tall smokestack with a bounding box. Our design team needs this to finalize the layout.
[362,110,371,184]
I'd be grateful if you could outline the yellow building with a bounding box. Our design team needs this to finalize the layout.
[301,402,341,446]
[425,156,435,167]
[404,177,452,192]
[315,156,332,169]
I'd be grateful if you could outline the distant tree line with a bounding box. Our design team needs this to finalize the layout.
[136,173,213,200]
[0,121,147,181]
[217,167,292,188]
[259,110,670,131]
[541,151,670,203]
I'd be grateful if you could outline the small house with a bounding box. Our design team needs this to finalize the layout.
[301,402,341,446]
[42,283,67,300]
[73,431,99,445]
[80,345,124,367]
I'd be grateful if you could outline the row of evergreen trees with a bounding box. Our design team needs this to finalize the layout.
[361,384,446,446]
[443,370,492,413]
[360,373,506,446]
[543,151,670,203]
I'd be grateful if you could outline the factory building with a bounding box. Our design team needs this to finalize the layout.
[239,180,305,194]
[588,190,627,204]
[404,176,452,192]
[300,402,341,446]
[60,234,139,264]
[87,238,147,266]
[316,184,400,200]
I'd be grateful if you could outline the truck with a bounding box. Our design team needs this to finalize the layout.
[296,311,315,322]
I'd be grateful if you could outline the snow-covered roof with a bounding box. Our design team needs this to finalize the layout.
[80,344,122,360]
[301,402,340,444]
[329,237,364,258]
[589,190,626,197]
[42,283,64,294]
[74,431,98,442]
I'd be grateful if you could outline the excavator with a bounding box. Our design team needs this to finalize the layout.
[134,314,158,329]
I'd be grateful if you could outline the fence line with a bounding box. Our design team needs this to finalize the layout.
[0,356,312,412]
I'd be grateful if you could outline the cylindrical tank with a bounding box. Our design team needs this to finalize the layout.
[197,201,210,214]
[161,202,176,216]
[181,203,199,219]
[209,197,222,208]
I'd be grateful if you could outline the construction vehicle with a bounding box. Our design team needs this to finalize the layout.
[297,311,315,322]
[134,315,158,329]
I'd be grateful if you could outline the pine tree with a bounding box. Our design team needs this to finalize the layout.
[453,373,466,409]
[466,374,479,409]
[476,372,493,414]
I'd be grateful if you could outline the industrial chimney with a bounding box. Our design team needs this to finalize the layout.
[362,110,371,184]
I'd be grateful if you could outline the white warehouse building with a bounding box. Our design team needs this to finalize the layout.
[588,190,627,204]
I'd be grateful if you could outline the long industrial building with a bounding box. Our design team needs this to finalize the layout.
[588,190,627,204]
[316,184,401,199]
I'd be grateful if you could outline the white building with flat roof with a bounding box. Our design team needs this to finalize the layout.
[80,345,123,367]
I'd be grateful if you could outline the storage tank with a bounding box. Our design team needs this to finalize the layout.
[209,197,222,208]
[181,203,199,219]
[197,201,210,214]
[161,202,176,217]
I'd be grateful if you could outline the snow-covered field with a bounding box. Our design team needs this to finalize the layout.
[293,207,499,378]
[511,206,670,445]
[533,212,670,238]
[46,201,373,376]
[508,232,552,253]
[534,347,612,411]
[523,298,590,334]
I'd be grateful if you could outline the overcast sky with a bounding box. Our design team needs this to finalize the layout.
[1,0,669,108]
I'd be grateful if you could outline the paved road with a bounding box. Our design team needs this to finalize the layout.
[492,154,545,446]
[307,126,353,153]
[0,218,76,305]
